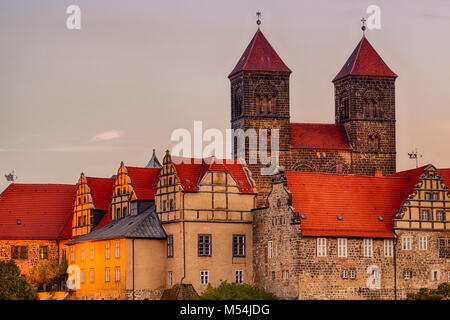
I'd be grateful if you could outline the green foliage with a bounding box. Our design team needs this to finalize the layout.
[406,282,450,300]
[198,281,277,300]
[0,260,38,300]
[27,260,68,288]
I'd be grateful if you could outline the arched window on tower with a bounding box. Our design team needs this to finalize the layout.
[363,90,383,119]
[368,134,380,152]
[234,87,243,118]
[255,83,277,115]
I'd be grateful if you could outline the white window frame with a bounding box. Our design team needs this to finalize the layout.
[106,242,110,259]
[317,238,327,257]
[70,247,75,263]
[384,239,393,257]
[90,245,95,260]
[115,241,120,258]
[200,270,209,285]
[268,241,273,259]
[89,269,94,283]
[363,239,373,257]
[105,268,110,282]
[431,270,440,281]
[402,236,412,251]
[168,271,173,287]
[337,238,347,257]
[235,270,243,284]
[349,269,356,279]
[81,247,85,261]
[341,270,348,279]
[419,236,428,250]
[282,270,289,281]
[80,270,85,284]
[115,267,120,282]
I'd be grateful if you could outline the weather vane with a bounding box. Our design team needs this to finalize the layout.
[361,17,367,36]
[256,12,261,28]
[408,149,423,168]
[4,170,18,183]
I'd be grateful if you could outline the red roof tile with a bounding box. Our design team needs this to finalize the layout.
[125,167,160,200]
[285,172,409,238]
[438,169,450,187]
[388,165,429,203]
[290,123,352,150]
[0,184,76,240]
[333,36,397,82]
[171,157,255,193]
[229,29,291,78]
[85,177,115,211]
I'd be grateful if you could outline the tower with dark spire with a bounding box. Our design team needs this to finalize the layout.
[333,29,398,175]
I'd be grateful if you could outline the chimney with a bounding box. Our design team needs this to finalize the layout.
[336,164,343,176]
[374,170,383,177]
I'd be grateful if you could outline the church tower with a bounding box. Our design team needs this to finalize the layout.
[333,35,398,175]
[228,28,291,206]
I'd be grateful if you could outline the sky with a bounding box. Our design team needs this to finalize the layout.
[1,0,449,191]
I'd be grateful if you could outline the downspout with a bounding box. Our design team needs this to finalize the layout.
[176,192,186,300]
[132,239,135,300]
[394,239,397,300]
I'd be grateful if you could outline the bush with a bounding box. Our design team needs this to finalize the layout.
[0,260,38,300]
[27,260,68,290]
[406,282,450,300]
[198,281,277,300]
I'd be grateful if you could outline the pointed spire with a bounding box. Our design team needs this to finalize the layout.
[333,36,397,82]
[145,149,162,168]
[228,29,291,78]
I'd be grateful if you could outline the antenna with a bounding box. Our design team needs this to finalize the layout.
[408,149,423,168]
[4,170,18,183]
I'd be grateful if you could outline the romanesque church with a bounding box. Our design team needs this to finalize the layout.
[229,28,397,205]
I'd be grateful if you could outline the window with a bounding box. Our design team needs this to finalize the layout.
[271,271,276,281]
[81,247,85,261]
[337,238,347,258]
[436,211,445,221]
[384,239,393,257]
[115,267,120,282]
[200,270,209,285]
[61,249,67,262]
[90,269,95,283]
[81,270,85,284]
[198,234,212,256]
[106,242,110,259]
[431,270,440,281]
[448,271,450,282]
[40,246,49,260]
[421,210,430,221]
[70,247,75,263]
[167,235,174,258]
[168,271,173,287]
[169,199,174,211]
[11,246,28,260]
[123,207,128,217]
[163,200,167,211]
[235,270,243,284]
[349,269,356,280]
[402,236,412,251]
[341,270,348,279]
[115,241,120,258]
[268,241,274,259]
[116,208,121,220]
[403,270,412,280]
[363,239,373,257]
[438,238,450,258]
[233,235,246,257]
[282,270,289,282]
[317,238,327,257]
[90,245,95,260]
[105,268,110,282]
[425,192,431,200]
[419,236,428,250]
[368,134,380,152]
[432,193,439,201]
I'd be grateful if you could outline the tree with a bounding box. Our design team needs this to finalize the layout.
[407,282,450,300]
[0,260,38,300]
[27,260,68,291]
[198,281,277,300]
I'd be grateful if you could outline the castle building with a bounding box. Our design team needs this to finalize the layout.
[229,29,397,206]
[253,165,449,300]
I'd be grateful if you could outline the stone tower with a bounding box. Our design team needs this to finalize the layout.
[228,29,292,206]
[333,36,398,175]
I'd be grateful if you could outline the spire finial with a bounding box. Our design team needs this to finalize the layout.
[361,17,367,36]
[256,12,261,28]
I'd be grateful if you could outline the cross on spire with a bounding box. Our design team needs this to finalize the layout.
[361,17,367,36]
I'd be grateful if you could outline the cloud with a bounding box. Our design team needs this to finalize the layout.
[90,130,123,142]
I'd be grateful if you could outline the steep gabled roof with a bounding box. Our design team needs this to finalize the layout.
[171,157,255,194]
[67,206,166,244]
[0,184,76,240]
[438,168,450,187]
[285,172,409,238]
[388,165,429,204]
[229,29,291,78]
[125,167,160,200]
[146,149,162,168]
[85,177,115,211]
[333,36,397,82]
[290,123,352,150]
[93,209,111,231]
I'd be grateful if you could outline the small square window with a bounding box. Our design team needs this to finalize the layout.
[341,270,348,279]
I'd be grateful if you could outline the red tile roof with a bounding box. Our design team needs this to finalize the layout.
[85,177,115,211]
[125,167,160,200]
[388,165,429,202]
[438,169,450,187]
[285,172,409,238]
[0,184,76,240]
[290,123,352,150]
[171,157,255,193]
[229,29,291,78]
[333,36,397,82]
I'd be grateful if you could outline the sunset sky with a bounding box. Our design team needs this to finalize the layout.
[1,0,449,191]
